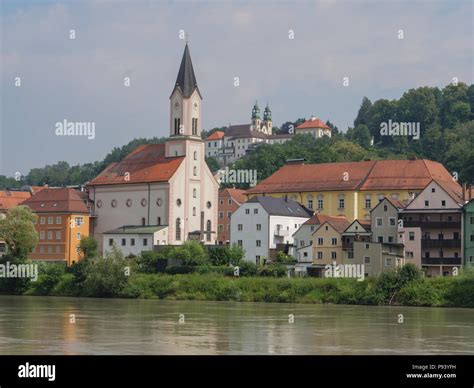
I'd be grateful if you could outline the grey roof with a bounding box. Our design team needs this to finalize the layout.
[104,225,168,235]
[248,196,313,217]
[173,44,200,98]
[225,124,270,140]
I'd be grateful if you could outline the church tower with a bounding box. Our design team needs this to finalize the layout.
[166,43,203,158]
[263,103,273,134]
[251,101,261,131]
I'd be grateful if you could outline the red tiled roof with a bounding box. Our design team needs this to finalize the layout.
[314,218,351,234]
[220,188,246,204]
[0,190,31,211]
[246,160,375,194]
[246,159,461,195]
[21,188,89,214]
[303,213,348,226]
[88,144,184,186]
[206,131,225,140]
[296,118,331,130]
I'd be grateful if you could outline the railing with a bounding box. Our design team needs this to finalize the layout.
[274,228,289,237]
[421,257,462,265]
[342,242,354,250]
[421,239,461,248]
[402,221,460,229]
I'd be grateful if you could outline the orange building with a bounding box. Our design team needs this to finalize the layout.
[218,188,246,244]
[21,188,90,265]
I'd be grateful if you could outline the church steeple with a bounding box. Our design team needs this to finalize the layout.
[173,43,201,99]
[169,43,202,139]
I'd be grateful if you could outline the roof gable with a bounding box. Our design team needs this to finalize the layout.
[404,180,463,211]
[21,188,89,213]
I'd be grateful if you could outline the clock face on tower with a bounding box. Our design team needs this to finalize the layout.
[193,102,198,110]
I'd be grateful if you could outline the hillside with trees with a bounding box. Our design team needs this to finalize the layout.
[1,83,472,190]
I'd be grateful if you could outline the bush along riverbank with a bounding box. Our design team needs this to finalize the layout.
[1,241,473,307]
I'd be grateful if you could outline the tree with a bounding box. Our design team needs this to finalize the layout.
[171,241,209,266]
[330,140,367,162]
[354,97,372,127]
[347,124,371,148]
[78,236,98,259]
[0,206,38,258]
[205,156,220,173]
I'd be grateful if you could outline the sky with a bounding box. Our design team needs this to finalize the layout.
[0,0,472,177]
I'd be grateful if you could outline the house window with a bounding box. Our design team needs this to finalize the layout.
[131,238,135,246]
[56,231,61,240]
[219,212,224,219]
[365,243,370,249]
[40,217,45,225]
[331,251,337,259]
[142,218,146,226]
[228,199,232,205]
[193,189,197,198]
[365,198,371,209]
[193,151,197,160]
[109,239,113,246]
[47,231,52,240]
[331,238,337,245]
[48,217,53,224]
[348,251,354,259]
[389,217,396,226]
[441,200,446,207]
[245,209,250,214]
[317,238,323,245]
[378,236,383,243]
[256,224,261,231]
[56,217,62,224]
[157,217,161,225]
[238,224,243,231]
[220,199,224,205]
[121,238,126,246]
[256,240,261,247]
[254,208,258,214]
[227,212,232,218]
[406,251,414,259]
[409,232,415,241]
[77,232,81,240]
[364,256,370,264]
[193,207,196,216]
[339,198,345,209]
[238,240,243,247]
[55,246,61,254]
[176,218,181,241]
[39,246,45,254]
[317,196,323,210]
[424,200,429,207]
[308,199,313,209]
[385,258,392,266]
[317,251,323,259]
[388,236,394,243]
[218,224,223,232]
[75,217,84,227]
[193,166,197,176]
[143,238,148,246]
[376,218,383,227]
[48,246,52,254]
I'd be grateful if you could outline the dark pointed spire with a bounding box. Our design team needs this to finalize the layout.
[174,43,199,98]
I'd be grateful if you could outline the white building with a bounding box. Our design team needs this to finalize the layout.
[295,116,332,138]
[103,225,169,256]
[87,44,219,251]
[205,103,294,166]
[230,196,312,264]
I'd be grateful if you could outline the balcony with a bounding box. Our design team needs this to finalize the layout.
[402,221,460,229]
[274,227,289,237]
[421,257,462,266]
[342,242,354,250]
[421,239,461,248]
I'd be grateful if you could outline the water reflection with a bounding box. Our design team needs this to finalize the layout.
[0,296,472,355]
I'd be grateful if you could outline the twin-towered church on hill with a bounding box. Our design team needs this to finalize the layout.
[87,44,218,251]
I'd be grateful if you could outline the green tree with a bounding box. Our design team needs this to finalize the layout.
[0,205,38,258]
[354,97,372,127]
[78,236,98,259]
[171,241,209,266]
[346,124,371,148]
[205,156,220,173]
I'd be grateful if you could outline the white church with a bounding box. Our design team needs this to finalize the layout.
[87,44,219,253]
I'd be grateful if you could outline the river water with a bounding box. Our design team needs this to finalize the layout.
[0,296,472,355]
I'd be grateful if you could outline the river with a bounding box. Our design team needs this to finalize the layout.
[0,295,472,355]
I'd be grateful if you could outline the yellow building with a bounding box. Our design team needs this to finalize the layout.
[21,188,91,265]
[246,159,461,223]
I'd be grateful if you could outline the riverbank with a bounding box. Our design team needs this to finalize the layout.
[22,269,474,308]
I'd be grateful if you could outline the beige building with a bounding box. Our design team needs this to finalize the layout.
[351,241,405,277]
[87,44,218,251]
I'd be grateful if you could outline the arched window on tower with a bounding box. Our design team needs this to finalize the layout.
[176,218,181,241]
[194,151,197,160]
[157,217,161,225]
[141,217,146,226]
[206,220,211,242]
